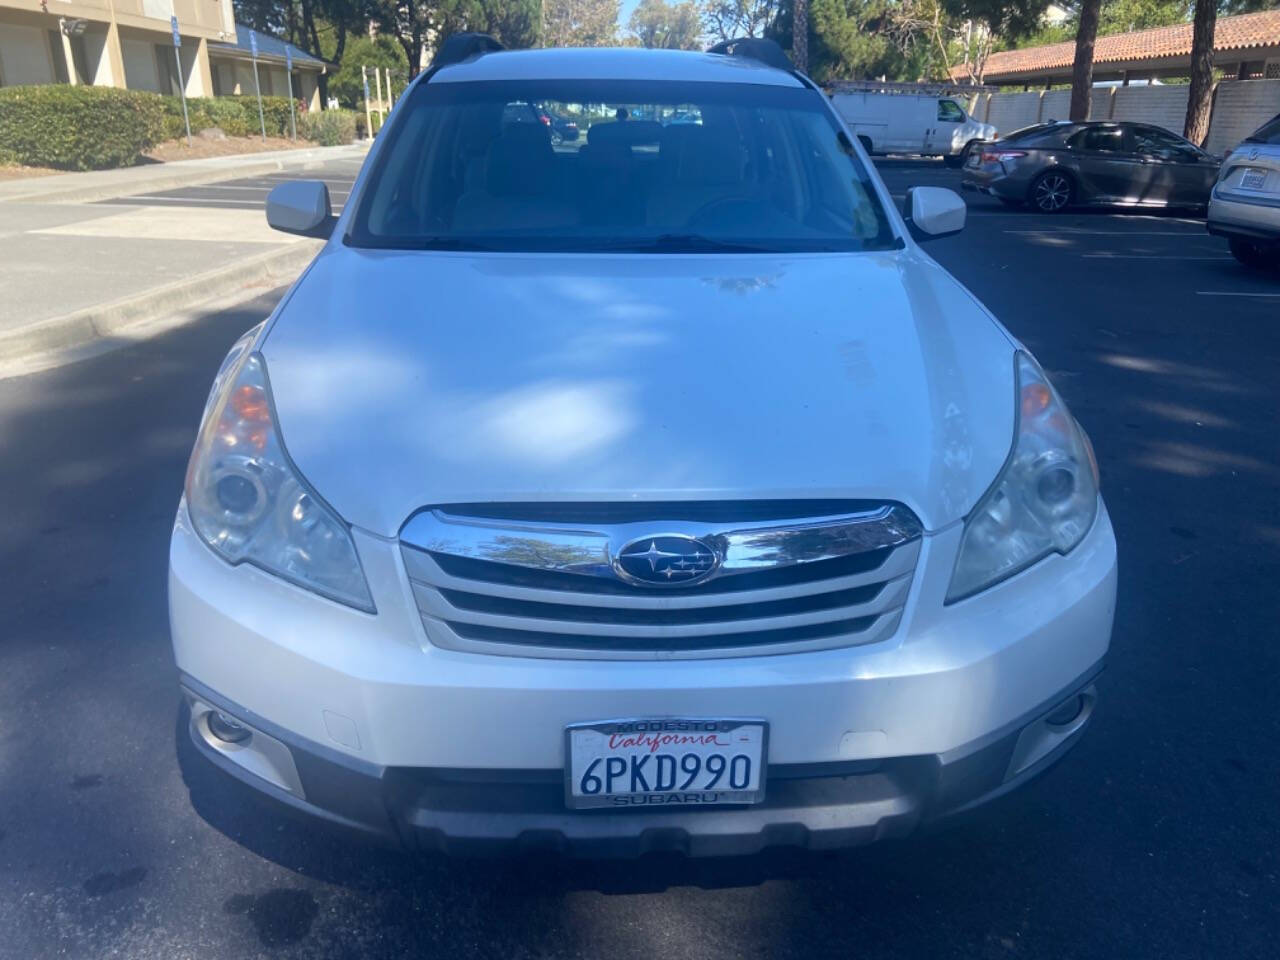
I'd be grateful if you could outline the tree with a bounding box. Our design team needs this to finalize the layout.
[543,0,622,46]
[1068,0,1101,121]
[629,0,703,48]
[793,0,809,70]
[1183,0,1216,145]
[436,0,541,48]
[1097,0,1190,34]
[805,0,894,81]
[232,1,371,102]
[328,34,408,107]
[940,0,1051,82]
[701,0,781,42]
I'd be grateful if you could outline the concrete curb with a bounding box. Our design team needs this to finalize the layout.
[0,143,369,205]
[0,240,320,368]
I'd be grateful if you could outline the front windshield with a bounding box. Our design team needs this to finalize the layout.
[349,78,896,253]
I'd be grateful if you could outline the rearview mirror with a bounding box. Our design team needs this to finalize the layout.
[266,180,335,238]
[902,187,966,242]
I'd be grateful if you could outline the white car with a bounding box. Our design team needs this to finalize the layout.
[1207,113,1280,270]
[170,38,1116,857]
[828,83,997,166]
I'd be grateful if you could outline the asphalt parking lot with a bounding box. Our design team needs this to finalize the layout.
[98,158,363,212]
[1,158,1277,960]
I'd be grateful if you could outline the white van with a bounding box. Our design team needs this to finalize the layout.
[829,83,997,166]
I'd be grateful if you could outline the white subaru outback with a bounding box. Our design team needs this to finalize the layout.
[170,37,1117,857]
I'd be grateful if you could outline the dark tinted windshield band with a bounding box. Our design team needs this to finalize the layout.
[347,77,895,253]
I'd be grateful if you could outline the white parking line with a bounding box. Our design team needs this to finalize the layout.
[1195,290,1280,297]
[191,183,353,193]
[1082,253,1232,260]
[1006,229,1202,237]
[117,195,261,205]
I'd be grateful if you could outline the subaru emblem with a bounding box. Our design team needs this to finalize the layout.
[614,535,720,586]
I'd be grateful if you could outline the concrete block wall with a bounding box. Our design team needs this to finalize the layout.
[1040,90,1072,122]
[979,80,1280,152]
[1109,85,1190,132]
[985,92,1042,133]
[1206,79,1280,154]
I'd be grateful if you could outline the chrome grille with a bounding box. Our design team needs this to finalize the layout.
[399,503,923,660]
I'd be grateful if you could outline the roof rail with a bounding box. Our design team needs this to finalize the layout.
[431,32,504,69]
[706,37,794,73]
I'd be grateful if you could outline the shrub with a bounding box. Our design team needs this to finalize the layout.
[299,110,357,146]
[353,111,385,140]
[159,96,208,141]
[207,97,252,137]
[156,96,256,140]
[227,95,304,137]
[0,85,164,169]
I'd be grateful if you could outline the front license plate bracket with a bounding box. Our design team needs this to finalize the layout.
[564,718,768,810]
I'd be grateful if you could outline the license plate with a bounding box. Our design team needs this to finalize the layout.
[565,718,767,809]
[1241,167,1268,190]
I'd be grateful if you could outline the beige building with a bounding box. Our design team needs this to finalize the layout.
[0,0,327,110]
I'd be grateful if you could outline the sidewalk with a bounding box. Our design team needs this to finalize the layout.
[0,142,369,205]
[0,144,366,373]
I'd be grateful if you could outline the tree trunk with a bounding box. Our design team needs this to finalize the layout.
[1184,0,1217,146]
[792,0,808,73]
[1069,0,1102,122]
[318,26,347,107]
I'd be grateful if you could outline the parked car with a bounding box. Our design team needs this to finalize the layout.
[829,84,996,166]
[500,101,579,145]
[171,39,1116,857]
[962,120,1220,212]
[536,105,580,144]
[1207,113,1280,270]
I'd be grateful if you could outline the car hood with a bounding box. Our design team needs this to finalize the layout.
[263,247,1015,536]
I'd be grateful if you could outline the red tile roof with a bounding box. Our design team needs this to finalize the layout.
[966,10,1280,82]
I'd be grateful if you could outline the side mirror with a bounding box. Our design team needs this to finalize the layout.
[902,186,965,242]
[266,180,335,238]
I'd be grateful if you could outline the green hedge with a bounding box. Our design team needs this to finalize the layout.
[0,85,163,170]
[158,96,255,139]
[0,84,341,170]
[225,95,305,137]
[299,110,357,146]
[158,95,304,140]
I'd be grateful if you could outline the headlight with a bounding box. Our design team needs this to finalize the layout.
[947,352,1099,602]
[184,330,375,612]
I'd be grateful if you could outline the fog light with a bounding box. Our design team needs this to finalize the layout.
[1045,695,1084,727]
[208,710,251,744]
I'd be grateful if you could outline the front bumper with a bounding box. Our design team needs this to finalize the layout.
[170,502,1117,856]
[182,667,1101,857]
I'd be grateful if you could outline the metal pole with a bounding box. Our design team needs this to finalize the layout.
[170,16,190,147]
[252,59,266,141]
[250,31,266,142]
[285,64,297,141]
[174,47,191,146]
[362,65,372,139]
[375,66,385,127]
